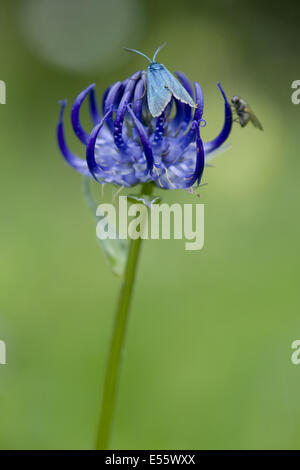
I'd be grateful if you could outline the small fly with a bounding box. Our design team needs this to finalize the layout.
[231,95,263,130]
[124,43,197,118]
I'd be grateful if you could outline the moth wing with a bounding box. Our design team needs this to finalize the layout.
[245,106,263,130]
[147,68,172,117]
[160,66,197,108]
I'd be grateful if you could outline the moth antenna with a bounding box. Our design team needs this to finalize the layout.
[152,42,166,62]
[123,48,151,63]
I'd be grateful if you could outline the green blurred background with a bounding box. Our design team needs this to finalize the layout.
[1,0,300,450]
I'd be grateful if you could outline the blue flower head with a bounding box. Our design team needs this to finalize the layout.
[57,68,232,190]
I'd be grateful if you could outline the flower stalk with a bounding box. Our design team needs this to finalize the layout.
[96,183,153,450]
[57,59,233,449]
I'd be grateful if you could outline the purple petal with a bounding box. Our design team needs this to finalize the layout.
[133,75,145,121]
[89,86,100,125]
[193,82,204,122]
[191,121,205,186]
[114,71,141,149]
[175,71,193,124]
[101,85,111,116]
[167,72,193,135]
[178,81,205,149]
[104,81,123,112]
[168,98,185,133]
[204,83,232,154]
[153,112,166,145]
[86,107,113,182]
[103,81,124,133]
[71,84,95,145]
[57,100,90,176]
[127,105,154,173]
[170,120,204,189]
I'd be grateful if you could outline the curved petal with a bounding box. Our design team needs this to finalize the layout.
[114,71,141,149]
[57,100,90,175]
[153,121,204,189]
[153,112,166,145]
[177,121,204,188]
[178,81,205,149]
[133,75,145,121]
[193,82,204,122]
[86,107,113,182]
[103,81,124,133]
[104,81,123,112]
[175,71,193,125]
[101,85,111,116]
[168,97,185,133]
[89,86,100,125]
[204,83,232,154]
[167,72,193,135]
[191,121,205,186]
[71,84,95,145]
[127,105,154,173]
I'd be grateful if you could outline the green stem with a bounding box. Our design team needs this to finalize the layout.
[96,183,153,450]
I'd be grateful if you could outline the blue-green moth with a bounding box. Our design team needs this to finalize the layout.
[124,44,197,117]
